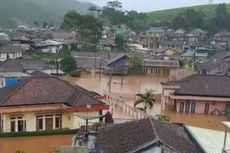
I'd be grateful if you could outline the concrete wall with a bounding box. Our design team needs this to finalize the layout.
[2,111,100,133]
[176,100,228,114]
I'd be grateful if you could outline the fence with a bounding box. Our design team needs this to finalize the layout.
[104,92,151,120]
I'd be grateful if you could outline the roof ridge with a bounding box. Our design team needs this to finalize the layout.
[0,77,31,105]
[149,117,159,140]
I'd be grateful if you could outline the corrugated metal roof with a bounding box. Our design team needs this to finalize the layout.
[186,126,230,153]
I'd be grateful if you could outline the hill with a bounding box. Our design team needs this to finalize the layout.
[147,4,230,25]
[0,0,95,28]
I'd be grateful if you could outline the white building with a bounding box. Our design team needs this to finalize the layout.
[0,44,23,62]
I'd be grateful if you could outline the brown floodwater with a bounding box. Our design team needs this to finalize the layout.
[0,135,74,153]
[65,73,168,95]
[65,73,227,131]
[163,106,227,131]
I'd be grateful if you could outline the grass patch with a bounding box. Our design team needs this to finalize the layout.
[0,129,78,138]
[147,4,230,23]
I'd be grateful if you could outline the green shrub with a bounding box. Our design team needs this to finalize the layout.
[0,129,78,138]
[70,69,81,77]
[60,56,77,73]
[157,115,170,122]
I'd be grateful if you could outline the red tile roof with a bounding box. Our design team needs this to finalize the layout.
[0,76,108,109]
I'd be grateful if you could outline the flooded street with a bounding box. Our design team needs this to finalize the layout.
[65,73,168,95]
[65,73,228,131]
[65,73,167,118]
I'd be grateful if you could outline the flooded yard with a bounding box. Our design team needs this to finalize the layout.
[0,135,74,153]
[163,106,227,131]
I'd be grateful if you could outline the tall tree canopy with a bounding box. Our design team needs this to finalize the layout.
[62,10,103,51]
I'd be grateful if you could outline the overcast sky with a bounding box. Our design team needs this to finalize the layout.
[79,0,230,12]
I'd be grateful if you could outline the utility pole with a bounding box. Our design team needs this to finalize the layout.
[99,56,102,81]
[193,50,196,71]
[120,77,123,97]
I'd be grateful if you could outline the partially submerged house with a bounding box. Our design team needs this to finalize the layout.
[0,75,109,133]
[105,53,130,75]
[95,118,204,153]
[161,75,230,115]
[0,44,23,62]
[143,59,180,79]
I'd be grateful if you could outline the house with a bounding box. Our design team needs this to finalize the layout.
[101,26,114,39]
[0,74,109,133]
[0,58,63,76]
[162,75,230,115]
[198,51,230,75]
[0,44,23,62]
[213,32,230,45]
[142,27,165,48]
[95,118,204,153]
[186,125,230,153]
[99,38,115,51]
[0,33,10,46]
[0,72,30,88]
[10,37,34,51]
[32,39,64,54]
[164,30,185,42]
[105,53,130,75]
[159,40,185,50]
[143,59,180,79]
[52,29,77,50]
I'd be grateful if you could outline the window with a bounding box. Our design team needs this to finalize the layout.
[36,114,62,131]
[179,102,184,113]
[191,102,196,114]
[37,118,43,130]
[18,120,26,132]
[204,103,210,114]
[185,101,190,113]
[10,117,26,132]
[55,115,61,129]
[10,120,15,132]
[226,104,230,110]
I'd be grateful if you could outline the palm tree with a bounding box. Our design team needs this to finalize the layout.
[134,90,155,112]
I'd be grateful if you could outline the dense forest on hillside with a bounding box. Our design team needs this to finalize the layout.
[97,2,230,35]
[0,0,95,28]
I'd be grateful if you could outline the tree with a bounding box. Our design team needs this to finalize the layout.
[134,90,155,112]
[102,1,126,25]
[62,10,82,30]
[215,3,230,30]
[62,11,103,51]
[114,25,126,50]
[60,56,77,73]
[33,21,40,27]
[171,9,204,30]
[129,52,144,92]
[42,21,48,28]
[106,1,122,10]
